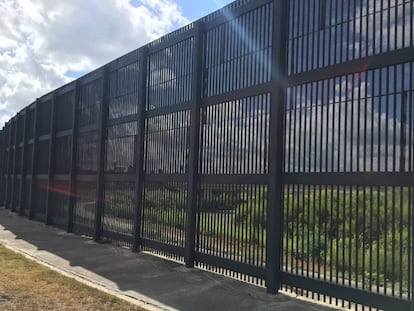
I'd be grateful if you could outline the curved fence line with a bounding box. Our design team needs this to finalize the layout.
[1,1,414,310]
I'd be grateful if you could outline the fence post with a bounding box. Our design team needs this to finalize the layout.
[411,155,414,310]
[2,123,11,207]
[266,0,289,294]
[7,122,13,209]
[185,20,204,268]
[18,110,28,216]
[10,117,18,211]
[67,82,80,233]
[28,101,39,220]
[94,67,110,241]
[45,93,57,225]
[133,47,148,252]
[0,128,5,205]
[5,121,11,208]
[0,130,3,203]
[7,121,13,209]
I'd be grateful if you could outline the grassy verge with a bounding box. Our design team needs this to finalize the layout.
[0,244,145,311]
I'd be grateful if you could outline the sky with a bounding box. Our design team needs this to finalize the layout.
[0,0,233,127]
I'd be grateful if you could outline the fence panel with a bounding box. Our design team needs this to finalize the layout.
[287,0,414,76]
[54,136,72,174]
[108,60,140,119]
[3,123,9,206]
[78,79,103,127]
[76,131,99,175]
[105,123,138,174]
[22,179,31,217]
[203,1,273,98]
[98,56,142,245]
[141,181,187,260]
[282,64,414,308]
[72,75,104,235]
[32,180,48,221]
[0,130,4,204]
[141,31,195,261]
[73,181,96,234]
[56,91,74,132]
[37,100,52,136]
[146,38,194,110]
[49,180,70,228]
[102,181,135,243]
[142,111,190,260]
[194,1,274,285]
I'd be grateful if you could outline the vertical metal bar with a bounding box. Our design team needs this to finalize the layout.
[45,93,57,225]
[393,65,399,298]
[3,123,9,207]
[410,62,414,311]
[68,82,80,233]
[1,128,5,202]
[29,101,39,220]
[0,129,4,205]
[10,117,18,211]
[375,69,381,300]
[94,67,110,241]
[2,125,7,206]
[185,20,204,268]
[8,120,14,210]
[5,122,12,208]
[6,120,13,209]
[369,69,374,300]
[0,127,7,206]
[1,127,5,204]
[18,110,28,216]
[133,47,148,252]
[384,67,390,296]
[266,0,289,294]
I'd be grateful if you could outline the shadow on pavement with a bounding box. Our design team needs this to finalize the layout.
[0,208,333,311]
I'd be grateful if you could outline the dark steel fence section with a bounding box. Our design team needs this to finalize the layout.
[72,74,104,235]
[45,86,76,228]
[49,180,70,227]
[193,1,274,285]
[0,128,5,205]
[102,121,137,242]
[100,53,142,246]
[102,181,135,245]
[281,0,414,308]
[21,107,35,216]
[287,0,414,76]
[17,110,26,216]
[9,118,17,212]
[140,27,196,262]
[1,0,413,309]
[202,2,273,98]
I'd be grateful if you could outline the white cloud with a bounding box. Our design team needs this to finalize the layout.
[0,0,189,127]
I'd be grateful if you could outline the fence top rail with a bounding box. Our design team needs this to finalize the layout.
[200,0,254,23]
[107,48,142,72]
[54,82,76,97]
[39,93,53,103]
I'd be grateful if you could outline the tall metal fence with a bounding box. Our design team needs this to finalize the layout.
[1,0,414,309]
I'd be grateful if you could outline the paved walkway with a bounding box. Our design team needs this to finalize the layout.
[0,207,333,311]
